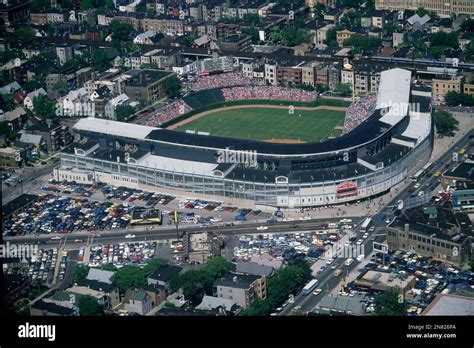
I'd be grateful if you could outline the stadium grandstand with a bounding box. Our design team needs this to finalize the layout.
[55,68,434,210]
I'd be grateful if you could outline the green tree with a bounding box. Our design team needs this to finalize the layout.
[343,35,382,53]
[115,105,135,122]
[325,27,339,48]
[30,0,49,11]
[142,258,168,276]
[279,27,311,46]
[373,288,406,316]
[1,93,15,112]
[72,264,90,283]
[445,91,474,107]
[109,19,134,43]
[23,76,46,93]
[52,80,68,92]
[340,10,361,30]
[384,22,403,36]
[16,27,36,47]
[97,264,118,272]
[460,18,474,33]
[0,121,16,140]
[241,260,311,316]
[243,13,260,25]
[91,49,113,73]
[334,83,352,97]
[465,42,474,62]
[170,256,235,304]
[77,295,103,316]
[242,27,259,44]
[313,3,326,18]
[337,0,363,6]
[32,95,57,120]
[112,266,147,292]
[434,110,459,137]
[165,76,182,99]
[429,32,459,50]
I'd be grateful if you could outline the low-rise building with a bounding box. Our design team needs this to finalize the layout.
[313,294,366,316]
[0,146,24,169]
[432,76,463,102]
[213,272,267,309]
[123,69,176,103]
[219,34,252,52]
[147,265,182,292]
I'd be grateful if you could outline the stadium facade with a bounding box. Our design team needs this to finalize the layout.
[54,68,434,210]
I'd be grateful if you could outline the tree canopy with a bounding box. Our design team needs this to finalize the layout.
[115,105,135,122]
[32,95,57,120]
[170,256,235,304]
[77,295,103,316]
[240,259,311,316]
[72,264,90,283]
[445,91,474,107]
[343,35,381,53]
[165,76,182,99]
[434,110,459,137]
[373,288,406,316]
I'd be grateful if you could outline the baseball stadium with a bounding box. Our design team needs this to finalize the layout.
[55,68,434,210]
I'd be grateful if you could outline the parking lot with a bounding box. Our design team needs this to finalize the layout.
[3,248,60,286]
[85,241,158,268]
[331,249,472,316]
[2,194,135,237]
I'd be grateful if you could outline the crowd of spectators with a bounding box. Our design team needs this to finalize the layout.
[342,94,377,134]
[222,86,317,103]
[187,72,257,91]
[142,99,192,127]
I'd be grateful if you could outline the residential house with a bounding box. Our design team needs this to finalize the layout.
[105,93,130,120]
[86,268,115,284]
[195,295,240,315]
[213,272,267,309]
[236,262,274,277]
[23,88,48,110]
[124,290,154,315]
[0,146,25,169]
[0,107,27,131]
[219,34,252,52]
[30,299,79,316]
[147,265,182,292]
[24,120,73,153]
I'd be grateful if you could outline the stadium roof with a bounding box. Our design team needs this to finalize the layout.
[137,153,217,176]
[376,68,412,126]
[74,118,156,140]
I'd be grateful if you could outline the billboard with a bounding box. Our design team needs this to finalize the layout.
[336,181,358,199]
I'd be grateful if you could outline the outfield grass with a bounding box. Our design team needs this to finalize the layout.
[175,107,346,142]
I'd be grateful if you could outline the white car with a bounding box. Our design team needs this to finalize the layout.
[125,234,136,239]
[418,191,425,196]
[356,239,363,245]
[313,288,322,296]
[257,226,268,231]
[414,183,421,189]
[362,233,369,239]
[50,236,61,240]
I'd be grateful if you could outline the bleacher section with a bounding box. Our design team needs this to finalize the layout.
[183,89,225,109]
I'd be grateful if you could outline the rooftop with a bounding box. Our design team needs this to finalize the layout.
[215,272,262,289]
[423,294,474,316]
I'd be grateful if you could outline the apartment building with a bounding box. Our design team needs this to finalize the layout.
[213,272,267,309]
[432,76,463,102]
[375,0,474,18]
[123,69,175,103]
[386,207,470,267]
[0,147,24,169]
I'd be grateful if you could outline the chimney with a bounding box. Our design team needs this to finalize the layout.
[404,223,409,233]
